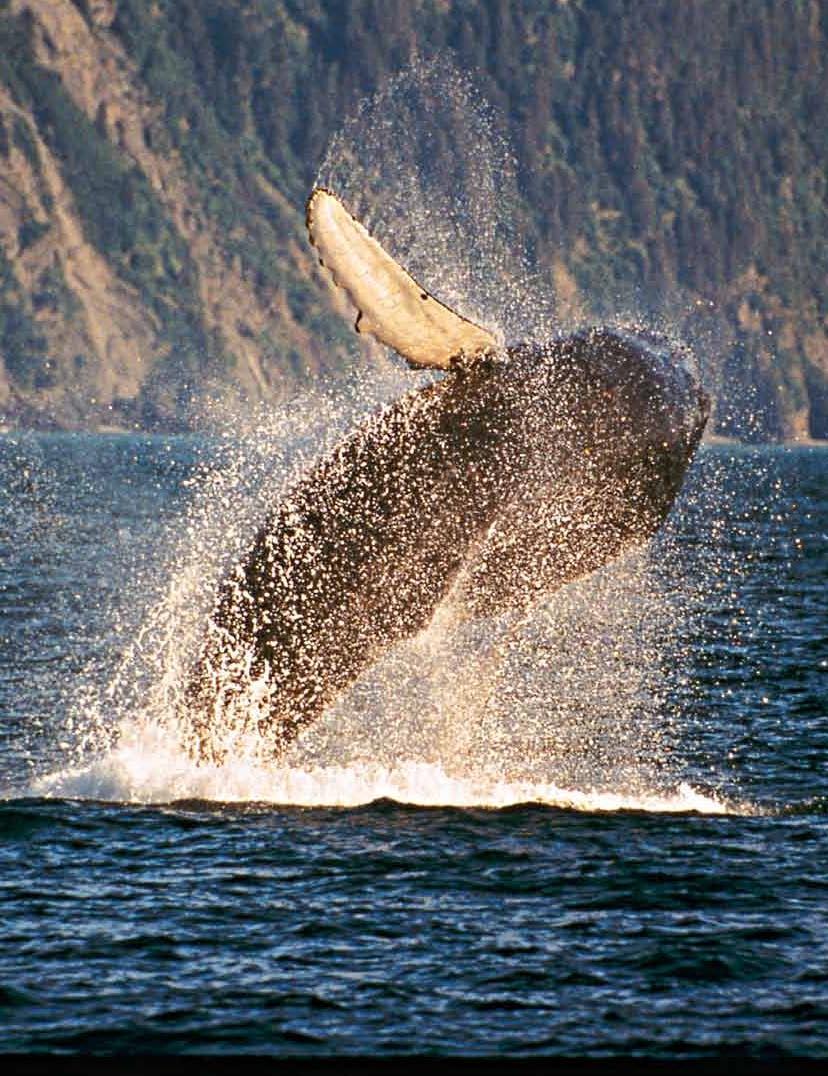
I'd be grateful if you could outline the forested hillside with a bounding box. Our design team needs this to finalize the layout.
[0,0,825,438]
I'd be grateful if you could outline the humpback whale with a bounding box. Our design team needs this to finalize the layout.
[184,188,710,757]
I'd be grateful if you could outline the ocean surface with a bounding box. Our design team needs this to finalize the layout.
[0,430,825,1057]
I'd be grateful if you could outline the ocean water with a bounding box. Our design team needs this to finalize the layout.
[0,430,825,1057]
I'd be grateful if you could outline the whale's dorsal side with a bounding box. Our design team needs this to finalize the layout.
[183,185,710,762]
[306,187,499,370]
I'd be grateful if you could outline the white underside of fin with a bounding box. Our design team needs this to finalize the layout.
[306,187,498,370]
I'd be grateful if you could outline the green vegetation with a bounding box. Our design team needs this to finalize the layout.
[109,0,828,436]
[0,7,215,393]
[0,250,49,390]
[17,216,49,252]
[0,0,825,437]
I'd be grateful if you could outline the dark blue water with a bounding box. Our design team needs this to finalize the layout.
[0,433,826,1056]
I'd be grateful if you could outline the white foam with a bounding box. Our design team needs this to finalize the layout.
[29,721,746,815]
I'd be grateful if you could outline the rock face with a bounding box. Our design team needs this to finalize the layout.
[0,0,826,439]
[0,0,354,429]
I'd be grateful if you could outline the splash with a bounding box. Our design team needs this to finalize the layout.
[318,58,553,347]
[18,62,764,813]
[56,372,411,768]
[27,435,743,813]
[30,721,746,815]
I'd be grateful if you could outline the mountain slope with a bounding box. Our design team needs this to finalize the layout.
[0,0,825,438]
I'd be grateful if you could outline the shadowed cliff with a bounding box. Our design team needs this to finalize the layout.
[0,0,825,439]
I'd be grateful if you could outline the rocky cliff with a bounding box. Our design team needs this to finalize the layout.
[0,0,826,439]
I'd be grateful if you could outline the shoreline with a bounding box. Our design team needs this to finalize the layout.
[702,433,828,448]
[1,424,826,448]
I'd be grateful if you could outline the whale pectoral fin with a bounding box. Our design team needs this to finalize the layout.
[306,187,499,371]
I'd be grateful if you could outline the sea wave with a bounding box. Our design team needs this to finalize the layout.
[27,722,747,815]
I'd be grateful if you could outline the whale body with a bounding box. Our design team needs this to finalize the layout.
[185,339,709,754]
[183,190,709,757]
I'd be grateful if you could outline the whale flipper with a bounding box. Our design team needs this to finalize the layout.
[306,187,498,370]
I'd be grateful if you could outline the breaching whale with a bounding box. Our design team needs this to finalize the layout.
[184,188,710,757]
